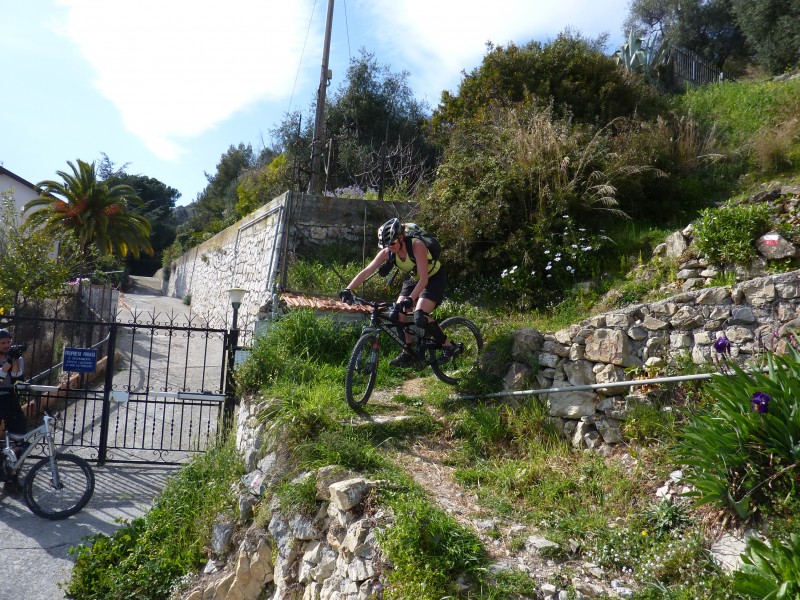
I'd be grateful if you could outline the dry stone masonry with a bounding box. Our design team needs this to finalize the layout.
[182,395,389,600]
[503,279,800,449]
[495,184,800,449]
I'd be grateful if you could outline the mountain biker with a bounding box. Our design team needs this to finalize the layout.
[339,218,455,367]
[0,329,26,436]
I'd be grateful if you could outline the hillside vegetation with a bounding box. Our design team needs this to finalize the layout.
[67,55,800,600]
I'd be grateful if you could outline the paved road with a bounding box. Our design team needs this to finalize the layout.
[0,464,175,600]
[0,277,206,599]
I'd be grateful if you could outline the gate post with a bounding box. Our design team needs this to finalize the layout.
[223,327,238,434]
[223,289,246,435]
[98,321,117,465]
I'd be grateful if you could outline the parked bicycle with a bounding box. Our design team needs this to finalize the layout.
[344,295,483,409]
[1,412,95,519]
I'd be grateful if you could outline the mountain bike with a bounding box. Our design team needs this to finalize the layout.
[344,295,483,409]
[1,412,95,519]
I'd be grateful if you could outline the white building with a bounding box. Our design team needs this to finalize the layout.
[0,166,39,223]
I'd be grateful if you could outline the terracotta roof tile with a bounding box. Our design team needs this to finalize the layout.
[280,292,372,314]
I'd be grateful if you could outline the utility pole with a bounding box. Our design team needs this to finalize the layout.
[310,0,334,195]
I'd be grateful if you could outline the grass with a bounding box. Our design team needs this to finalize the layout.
[676,78,800,180]
[65,439,244,600]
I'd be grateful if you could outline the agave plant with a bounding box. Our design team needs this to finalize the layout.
[613,30,669,77]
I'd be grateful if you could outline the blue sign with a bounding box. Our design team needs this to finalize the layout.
[63,348,98,373]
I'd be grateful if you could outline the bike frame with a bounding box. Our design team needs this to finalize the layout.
[361,302,441,366]
[3,414,59,482]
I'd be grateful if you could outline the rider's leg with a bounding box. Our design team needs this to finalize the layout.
[414,298,452,349]
[389,286,416,366]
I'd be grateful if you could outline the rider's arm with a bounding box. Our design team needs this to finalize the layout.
[407,239,430,301]
[345,248,392,292]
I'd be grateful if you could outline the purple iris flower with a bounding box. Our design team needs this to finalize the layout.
[751,392,771,414]
[714,336,731,355]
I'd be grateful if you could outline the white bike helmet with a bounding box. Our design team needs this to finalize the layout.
[378,218,403,248]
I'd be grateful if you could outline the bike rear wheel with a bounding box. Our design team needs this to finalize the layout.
[23,453,95,520]
[345,333,380,409]
[431,316,483,385]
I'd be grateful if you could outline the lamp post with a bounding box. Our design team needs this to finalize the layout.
[224,288,248,433]
[227,287,247,331]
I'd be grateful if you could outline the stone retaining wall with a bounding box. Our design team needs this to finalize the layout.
[503,270,800,448]
[184,396,387,600]
[155,193,416,332]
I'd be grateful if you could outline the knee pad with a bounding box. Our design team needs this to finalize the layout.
[413,309,428,328]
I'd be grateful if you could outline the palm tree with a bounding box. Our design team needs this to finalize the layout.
[24,159,153,264]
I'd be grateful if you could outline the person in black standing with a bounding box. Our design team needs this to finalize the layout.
[0,329,26,436]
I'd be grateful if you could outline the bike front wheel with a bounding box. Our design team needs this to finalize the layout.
[431,316,484,385]
[23,453,95,520]
[345,333,380,409]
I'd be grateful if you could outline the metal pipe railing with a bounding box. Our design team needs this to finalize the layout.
[458,366,772,401]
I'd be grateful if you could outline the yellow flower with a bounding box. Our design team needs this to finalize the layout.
[641,530,648,536]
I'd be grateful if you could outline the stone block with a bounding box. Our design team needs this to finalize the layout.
[329,478,374,512]
[547,387,596,418]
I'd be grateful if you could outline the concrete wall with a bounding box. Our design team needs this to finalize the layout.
[156,192,418,332]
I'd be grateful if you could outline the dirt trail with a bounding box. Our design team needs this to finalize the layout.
[374,379,545,566]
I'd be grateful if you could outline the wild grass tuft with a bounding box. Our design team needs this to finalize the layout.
[378,486,488,599]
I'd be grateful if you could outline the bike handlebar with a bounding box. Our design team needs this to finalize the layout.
[349,295,394,311]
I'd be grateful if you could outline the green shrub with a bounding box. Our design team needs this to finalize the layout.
[65,440,243,600]
[236,309,359,392]
[692,201,773,265]
[733,534,800,599]
[379,488,487,599]
[677,346,800,519]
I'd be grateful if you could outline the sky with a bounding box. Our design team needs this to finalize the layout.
[1,0,632,206]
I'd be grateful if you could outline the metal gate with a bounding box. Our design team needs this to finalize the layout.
[7,300,235,465]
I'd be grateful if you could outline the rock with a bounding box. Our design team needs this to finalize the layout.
[676,268,700,280]
[526,535,560,553]
[563,360,596,387]
[595,416,624,443]
[696,287,731,305]
[756,231,796,259]
[584,329,640,367]
[664,231,688,259]
[546,386,597,418]
[316,465,357,500]
[503,362,533,390]
[738,277,776,306]
[729,306,756,325]
[511,328,545,362]
[642,315,669,331]
[710,532,754,574]
[211,517,235,556]
[670,306,704,330]
[329,478,375,512]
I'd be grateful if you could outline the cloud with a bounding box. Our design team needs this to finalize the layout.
[53,0,629,160]
[55,0,315,160]
[355,0,628,101]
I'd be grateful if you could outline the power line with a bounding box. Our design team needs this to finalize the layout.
[287,0,319,118]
